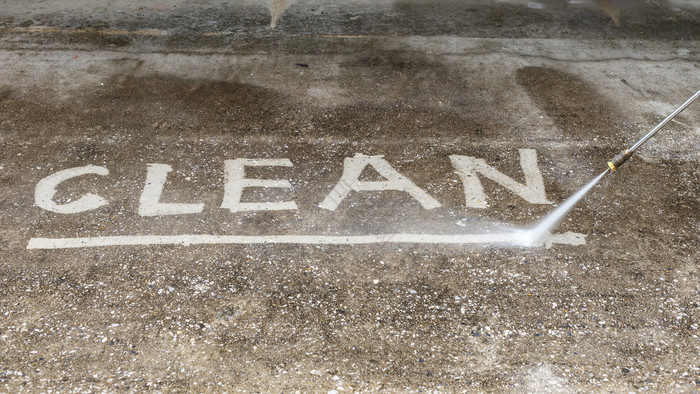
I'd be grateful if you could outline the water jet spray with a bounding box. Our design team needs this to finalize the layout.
[519,89,700,247]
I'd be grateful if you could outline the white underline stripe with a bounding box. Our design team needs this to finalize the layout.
[26,232,586,249]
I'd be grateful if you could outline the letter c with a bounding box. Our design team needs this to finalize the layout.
[35,165,109,214]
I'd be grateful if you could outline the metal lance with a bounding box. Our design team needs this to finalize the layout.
[608,89,700,171]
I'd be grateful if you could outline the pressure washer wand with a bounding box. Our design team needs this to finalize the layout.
[607,89,700,171]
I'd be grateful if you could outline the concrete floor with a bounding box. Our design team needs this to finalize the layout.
[1,1,699,392]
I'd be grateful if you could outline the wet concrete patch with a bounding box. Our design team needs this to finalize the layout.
[516,66,625,138]
[0,35,699,391]
[1,2,699,55]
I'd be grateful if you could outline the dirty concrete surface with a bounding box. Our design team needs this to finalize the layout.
[1,0,699,392]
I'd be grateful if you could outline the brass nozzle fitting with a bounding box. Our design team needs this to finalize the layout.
[607,149,633,171]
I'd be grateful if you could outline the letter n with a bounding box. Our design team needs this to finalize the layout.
[449,149,552,209]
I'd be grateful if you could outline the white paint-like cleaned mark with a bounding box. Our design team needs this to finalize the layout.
[450,149,552,209]
[268,0,294,29]
[139,163,204,216]
[26,231,585,250]
[35,165,110,214]
[319,153,441,211]
[221,158,297,212]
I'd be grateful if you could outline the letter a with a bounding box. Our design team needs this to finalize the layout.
[319,154,441,211]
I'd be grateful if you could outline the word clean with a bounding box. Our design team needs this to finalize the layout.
[35,150,552,215]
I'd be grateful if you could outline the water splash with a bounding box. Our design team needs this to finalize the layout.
[514,169,609,247]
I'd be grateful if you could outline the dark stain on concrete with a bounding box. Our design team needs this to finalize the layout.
[342,53,443,72]
[312,103,499,139]
[91,75,298,135]
[0,87,12,101]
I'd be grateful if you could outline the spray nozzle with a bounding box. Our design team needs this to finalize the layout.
[607,149,632,171]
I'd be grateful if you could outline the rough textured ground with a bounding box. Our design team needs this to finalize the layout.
[0,1,699,392]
